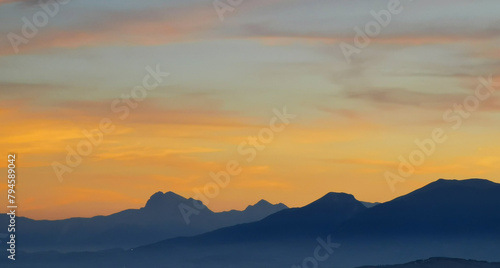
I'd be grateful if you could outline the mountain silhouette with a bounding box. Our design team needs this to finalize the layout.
[3,178,500,268]
[138,192,366,247]
[144,191,190,210]
[0,191,288,252]
[357,257,500,268]
[334,178,500,267]
[129,179,500,268]
[339,178,500,236]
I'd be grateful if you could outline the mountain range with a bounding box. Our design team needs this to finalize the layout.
[0,191,288,252]
[2,178,500,268]
[358,257,500,268]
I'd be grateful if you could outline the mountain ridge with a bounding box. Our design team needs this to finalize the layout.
[0,190,289,252]
[129,178,500,268]
[357,257,500,268]
[3,178,500,268]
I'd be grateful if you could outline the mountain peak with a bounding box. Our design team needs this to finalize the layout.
[245,199,287,211]
[144,191,186,209]
[433,178,495,186]
[319,192,357,202]
[304,192,365,212]
[412,178,498,196]
[254,199,272,207]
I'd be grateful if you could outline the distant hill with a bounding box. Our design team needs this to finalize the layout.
[357,257,500,268]
[0,191,287,252]
[329,178,500,267]
[339,178,500,236]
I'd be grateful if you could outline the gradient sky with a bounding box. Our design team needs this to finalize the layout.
[1,0,500,220]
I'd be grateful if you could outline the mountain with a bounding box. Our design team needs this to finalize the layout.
[331,178,500,267]
[217,199,288,225]
[339,178,500,236]
[0,191,288,252]
[4,178,500,268]
[129,178,500,267]
[3,191,366,268]
[140,192,367,246]
[113,192,368,267]
[357,257,500,268]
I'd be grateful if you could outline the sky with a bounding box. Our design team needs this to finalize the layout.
[1,0,500,220]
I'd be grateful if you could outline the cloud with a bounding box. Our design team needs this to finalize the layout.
[343,86,500,112]
[316,106,364,120]
[0,0,25,5]
[0,4,219,55]
[0,82,67,100]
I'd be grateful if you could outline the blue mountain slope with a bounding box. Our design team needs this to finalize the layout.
[338,179,500,236]
[357,257,500,268]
